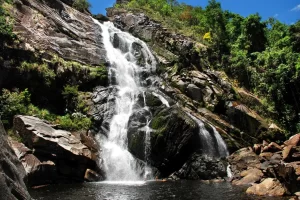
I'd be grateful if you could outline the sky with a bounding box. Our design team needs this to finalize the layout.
[89,0,300,25]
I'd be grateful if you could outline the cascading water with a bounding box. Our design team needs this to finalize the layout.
[187,113,229,158]
[93,20,157,181]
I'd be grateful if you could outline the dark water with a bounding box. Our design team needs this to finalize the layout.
[29,181,288,200]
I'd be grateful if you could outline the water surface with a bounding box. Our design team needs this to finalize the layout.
[29,181,288,200]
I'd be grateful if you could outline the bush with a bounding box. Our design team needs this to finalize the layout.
[62,85,79,112]
[73,0,91,12]
[0,0,16,48]
[57,114,91,131]
[0,89,31,126]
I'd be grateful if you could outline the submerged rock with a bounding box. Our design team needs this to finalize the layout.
[0,121,31,200]
[12,115,104,186]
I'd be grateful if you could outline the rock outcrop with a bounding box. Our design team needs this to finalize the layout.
[12,0,106,66]
[12,115,104,186]
[0,121,31,200]
[229,135,300,196]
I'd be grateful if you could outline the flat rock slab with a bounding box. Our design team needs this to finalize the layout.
[14,115,91,159]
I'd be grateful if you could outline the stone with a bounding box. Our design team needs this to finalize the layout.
[10,140,57,186]
[246,178,286,196]
[0,121,31,200]
[13,115,104,185]
[260,152,274,160]
[84,169,102,182]
[232,168,263,185]
[172,153,227,180]
[285,134,300,147]
[263,142,282,153]
[228,147,261,176]
[187,84,203,102]
[283,145,296,162]
[149,106,200,176]
[253,144,262,154]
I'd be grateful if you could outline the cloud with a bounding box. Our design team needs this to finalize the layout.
[291,4,300,11]
[274,14,279,18]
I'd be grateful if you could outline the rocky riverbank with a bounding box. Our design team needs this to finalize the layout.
[229,134,300,197]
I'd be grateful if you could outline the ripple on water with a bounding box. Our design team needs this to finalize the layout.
[29,181,290,200]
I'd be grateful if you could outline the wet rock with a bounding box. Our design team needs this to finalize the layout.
[0,121,31,200]
[172,153,227,180]
[91,86,116,134]
[84,169,102,182]
[13,115,104,185]
[149,106,200,176]
[187,84,203,102]
[246,178,286,196]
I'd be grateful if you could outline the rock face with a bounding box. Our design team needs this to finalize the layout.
[229,136,300,196]
[12,115,104,186]
[12,0,106,65]
[0,121,31,200]
[148,106,200,176]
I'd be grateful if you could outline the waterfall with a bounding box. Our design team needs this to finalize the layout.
[93,20,156,181]
[187,113,229,158]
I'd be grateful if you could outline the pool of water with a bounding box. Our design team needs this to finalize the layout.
[29,181,288,200]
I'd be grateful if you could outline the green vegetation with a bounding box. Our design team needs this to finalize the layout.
[73,0,91,12]
[0,88,91,131]
[0,0,16,49]
[118,0,300,135]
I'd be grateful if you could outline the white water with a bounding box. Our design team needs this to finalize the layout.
[94,20,157,181]
[227,165,233,178]
[152,92,170,107]
[187,113,229,158]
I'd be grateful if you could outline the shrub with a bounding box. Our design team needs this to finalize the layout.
[0,89,31,126]
[57,114,91,131]
[62,85,79,112]
[73,0,91,12]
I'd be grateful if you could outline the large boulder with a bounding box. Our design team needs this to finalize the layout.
[13,115,104,186]
[246,178,286,196]
[149,106,201,176]
[0,121,31,200]
[170,153,228,180]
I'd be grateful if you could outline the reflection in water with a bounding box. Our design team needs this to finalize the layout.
[29,181,288,200]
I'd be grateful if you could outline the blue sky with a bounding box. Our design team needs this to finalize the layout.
[89,0,300,24]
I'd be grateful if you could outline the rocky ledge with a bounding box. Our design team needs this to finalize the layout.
[0,121,31,200]
[229,134,300,197]
[11,115,104,186]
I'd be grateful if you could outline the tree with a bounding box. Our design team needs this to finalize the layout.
[290,21,300,52]
[73,0,91,12]
[242,14,267,53]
